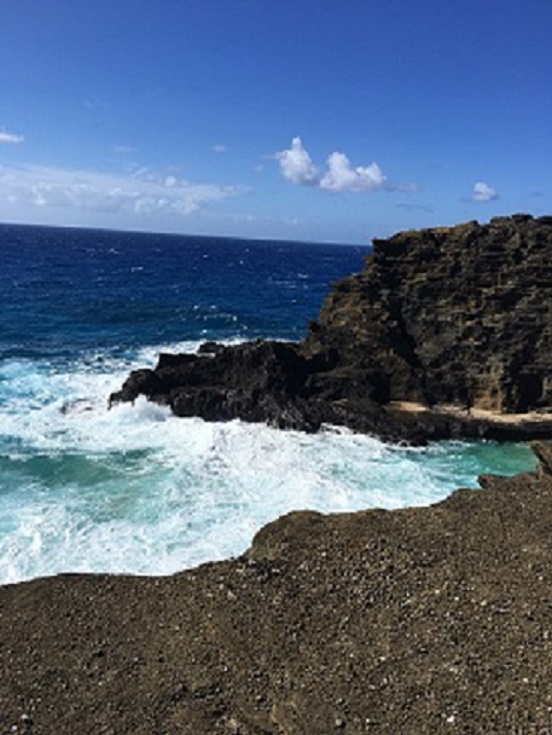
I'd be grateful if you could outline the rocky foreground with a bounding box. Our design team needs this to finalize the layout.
[2,443,552,734]
[110,214,552,443]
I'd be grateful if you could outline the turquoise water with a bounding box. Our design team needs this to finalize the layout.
[0,225,537,584]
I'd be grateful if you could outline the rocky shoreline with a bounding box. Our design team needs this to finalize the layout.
[110,214,552,444]
[2,443,552,734]
[3,215,552,733]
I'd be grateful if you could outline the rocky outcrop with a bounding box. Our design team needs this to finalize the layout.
[2,443,552,734]
[306,214,552,413]
[110,214,552,442]
[110,340,329,432]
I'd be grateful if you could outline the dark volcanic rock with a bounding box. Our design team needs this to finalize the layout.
[111,340,324,431]
[110,215,552,442]
[2,444,552,734]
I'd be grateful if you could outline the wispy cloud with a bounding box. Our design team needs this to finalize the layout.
[0,164,241,219]
[275,137,415,194]
[213,144,228,154]
[0,131,24,144]
[471,181,498,202]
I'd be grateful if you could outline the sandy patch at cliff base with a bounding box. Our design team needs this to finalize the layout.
[389,401,552,424]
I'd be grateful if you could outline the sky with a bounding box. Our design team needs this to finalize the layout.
[1,0,551,244]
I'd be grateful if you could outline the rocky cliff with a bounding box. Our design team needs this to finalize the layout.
[110,214,552,442]
[306,213,552,413]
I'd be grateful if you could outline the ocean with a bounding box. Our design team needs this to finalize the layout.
[0,224,537,585]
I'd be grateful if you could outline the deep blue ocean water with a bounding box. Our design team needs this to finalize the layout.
[0,224,537,584]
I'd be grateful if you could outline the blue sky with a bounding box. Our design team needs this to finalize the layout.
[1,0,550,244]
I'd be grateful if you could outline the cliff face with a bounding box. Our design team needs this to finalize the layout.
[110,215,552,442]
[306,214,552,412]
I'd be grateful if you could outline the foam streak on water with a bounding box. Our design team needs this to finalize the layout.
[0,343,536,585]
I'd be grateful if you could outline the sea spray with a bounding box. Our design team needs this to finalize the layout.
[0,356,536,584]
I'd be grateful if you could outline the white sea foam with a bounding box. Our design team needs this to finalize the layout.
[0,345,537,585]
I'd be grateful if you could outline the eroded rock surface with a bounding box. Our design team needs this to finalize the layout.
[2,444,552,734]
[110,215,552,442]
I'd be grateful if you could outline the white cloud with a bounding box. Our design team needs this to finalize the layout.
[213,144,227,154]
[472,181,498,202]
[275,137,397,193]
[0,164,241,221]
[0,131,24,144]
[320,152,385,192]
[276,137,319,185]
